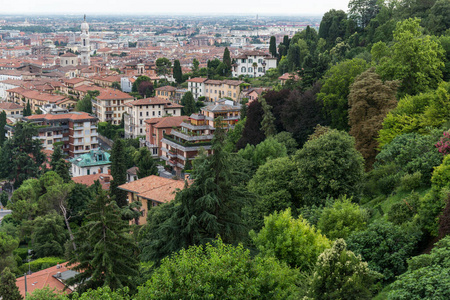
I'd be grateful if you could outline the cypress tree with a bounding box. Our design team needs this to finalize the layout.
[180,91,197,116]
[223,47,232,69]
[0,111,6,145]
[110,138,128,207]
[173,60,183,84]
[269,36,277,57]
[50,144,71,183]
[67,188,138,293]
[0,267,22,300]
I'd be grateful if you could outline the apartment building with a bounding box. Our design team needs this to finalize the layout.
[232,50,277,77]
[203,79,244,102]
[160,100,240,176]
[155,85,177,101]
[141,115,186,156]
[186,77,207,99]
[92,88,134,125]
[23,112,99,157]
[123,97,183,138]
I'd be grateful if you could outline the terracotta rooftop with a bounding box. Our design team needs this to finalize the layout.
[0,102,23,110]
[148,115,186,128]
[155,85,177,92]
[15,262,76,298]
[60,52,78,57]
[128,97,171,106]
[118,175,186,203]
[186,77,208,83]
[25,111,97,121]
[72,173,112,190]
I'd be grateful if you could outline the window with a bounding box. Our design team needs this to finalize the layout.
[152,111,155,116]
[87,169,90,175]
[258,67,263,72]
[258,59,263,63]
[140,112,142,117]
[158,111,161,116]
[248,59,253,63]
[140,128,143,133]
[146,111,149,116]
[47,140,52,145]
[173,110,176,114]
[248,67,253,73]
[140,120,143,125]
[241,59,246,63]
[241,67,246,73]
[206,89,208,92]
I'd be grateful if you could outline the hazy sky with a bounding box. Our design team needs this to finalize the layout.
[1,0,349,16]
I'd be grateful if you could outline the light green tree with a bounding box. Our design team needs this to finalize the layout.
[306,239,380,300]
[372,18,445,97]
[317,196,368,240]
[136,238,300,299]
[250,208,330,270]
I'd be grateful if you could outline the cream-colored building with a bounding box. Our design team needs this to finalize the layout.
[60,52,78,67]
[203,79,244,102]
[92,88,134,125]
[123,97,183,138]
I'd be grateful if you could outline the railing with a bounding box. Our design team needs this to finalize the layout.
[171,130,214,142]
[163,133,212,148]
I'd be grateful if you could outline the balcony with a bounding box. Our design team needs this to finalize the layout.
[105,111,113,115]
[73,140,84,146]
[180,122,212,131]
[172,130,214,142]
[161,136,212,152]
[53,134,63,139]
[73,149,87,154]
[73,132,84,138]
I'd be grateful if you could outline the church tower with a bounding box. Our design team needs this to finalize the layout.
[80,15,90,66]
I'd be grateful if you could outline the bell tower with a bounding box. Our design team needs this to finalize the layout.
[80,15,90,66]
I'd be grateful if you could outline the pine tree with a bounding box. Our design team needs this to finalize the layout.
[0,122,45,188]
[136,148,158,179]
[173,60,183,84]
[269,36,277,57]
[110,138,127,207]
[140,122,249,261]
[67,188,138,293]
[0,111,7,145]
[0,267,22,300]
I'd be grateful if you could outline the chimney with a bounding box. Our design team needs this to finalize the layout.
[103,176,110,183]
[108,169,111,175]
[56,272,61,278]
[98,168,102,174]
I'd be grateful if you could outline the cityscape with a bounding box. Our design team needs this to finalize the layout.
[0,0,450,299]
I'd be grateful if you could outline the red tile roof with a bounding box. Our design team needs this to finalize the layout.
[186,77,208,83]
[15,262,73,298]
[0,102,23,110]
[72,173,112,190]
[118,175,186,203]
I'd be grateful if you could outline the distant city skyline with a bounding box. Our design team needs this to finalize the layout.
[1,0,349,16]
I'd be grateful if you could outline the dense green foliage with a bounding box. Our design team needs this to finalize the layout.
[250,209,330,270]
[295,129,365,206]
[317,197,368,240]
[306,239,380,300]
[137,239,299,299]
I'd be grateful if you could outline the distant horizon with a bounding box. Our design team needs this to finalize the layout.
[0,0,349,17]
